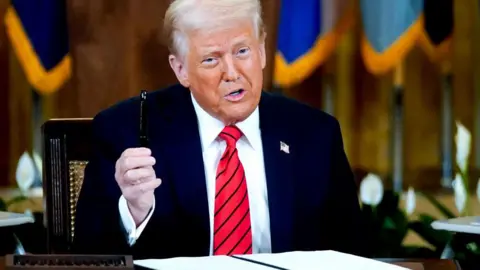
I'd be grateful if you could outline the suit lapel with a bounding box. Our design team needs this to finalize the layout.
[150,86,210,254]
[259,93,295,253]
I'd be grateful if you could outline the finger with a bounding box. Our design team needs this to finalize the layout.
[119,156,156,172]
[124,167,155,184]
[128,176,156,186]
[131,178,162,194]
[121,147,151,157]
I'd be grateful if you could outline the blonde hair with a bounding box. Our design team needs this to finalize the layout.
[163,0,265,58]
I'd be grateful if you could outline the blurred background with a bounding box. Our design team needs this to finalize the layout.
[0,0,480,262]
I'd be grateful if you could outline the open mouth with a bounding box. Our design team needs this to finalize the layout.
[224,89,246,101]
[226,89,245,97]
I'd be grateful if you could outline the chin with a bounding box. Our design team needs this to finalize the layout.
[216,98,257,124]
[224,110,254,126]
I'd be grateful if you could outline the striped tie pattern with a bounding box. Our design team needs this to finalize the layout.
[213,125,253,255]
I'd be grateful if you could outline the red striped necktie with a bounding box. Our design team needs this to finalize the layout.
[213,125,253,255]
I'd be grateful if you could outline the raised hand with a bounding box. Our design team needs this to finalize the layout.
[115,147,161,225]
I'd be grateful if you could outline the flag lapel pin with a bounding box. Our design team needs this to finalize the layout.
[280,141,290,154]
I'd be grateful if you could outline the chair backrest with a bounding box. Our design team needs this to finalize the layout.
[42,118,93,254]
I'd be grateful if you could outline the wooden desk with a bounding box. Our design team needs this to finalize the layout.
[0,257,462,270]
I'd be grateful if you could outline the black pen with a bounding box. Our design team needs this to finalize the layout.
[139,90,149,147]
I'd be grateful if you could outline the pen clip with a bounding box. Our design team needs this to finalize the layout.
[139,90,148,147]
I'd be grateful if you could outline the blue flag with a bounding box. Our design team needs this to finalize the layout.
[274,0,354,87]
[5,0,71,94]
[360,0,423,74]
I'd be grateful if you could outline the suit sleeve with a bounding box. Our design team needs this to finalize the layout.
[327,119,372,258]
[72,111,182,259]
[72,113,132,255]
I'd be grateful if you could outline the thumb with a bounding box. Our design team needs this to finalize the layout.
[154,178,162,188]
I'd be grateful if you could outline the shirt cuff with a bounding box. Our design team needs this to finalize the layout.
[118,195,155,246]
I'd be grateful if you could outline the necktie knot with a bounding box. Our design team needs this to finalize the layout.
[219,125,242,147]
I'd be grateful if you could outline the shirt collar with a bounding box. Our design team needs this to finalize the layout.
[190,93,261,151]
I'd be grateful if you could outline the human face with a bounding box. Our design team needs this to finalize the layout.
[169,21,266,125]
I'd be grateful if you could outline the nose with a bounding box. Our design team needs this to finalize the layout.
[222,55,239,82]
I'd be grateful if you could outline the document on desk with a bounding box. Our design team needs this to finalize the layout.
[134,250,408,270]
[135,255,266,270]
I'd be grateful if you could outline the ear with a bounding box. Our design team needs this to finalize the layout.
[259,33,267,69]
[169,54,190,87]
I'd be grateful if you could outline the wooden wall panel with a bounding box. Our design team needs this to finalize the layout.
[8,46,33,186]
[259,0,280,90]
[403,48,442,190]
[352,61,393,179]
[0,0,9,186]
[129,0,177,93]
[284,68,323,109]
[2,0,33,186]
[334,30,355,161]
[474,0,480,168]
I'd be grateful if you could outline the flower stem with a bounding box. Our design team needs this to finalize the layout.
[460,166,471,216]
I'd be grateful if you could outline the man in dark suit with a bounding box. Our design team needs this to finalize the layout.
[73,0,369,259]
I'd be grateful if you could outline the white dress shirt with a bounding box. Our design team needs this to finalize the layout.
[119,94,272,254]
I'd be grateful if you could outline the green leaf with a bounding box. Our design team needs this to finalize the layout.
[0,198,6,211]
[374,208,410,251]
[383,217,396,230]
[417,213,437,224]
[409,220,453,249]
[387,209,409,246]
[466,242,480,254]
[420,192,456,219]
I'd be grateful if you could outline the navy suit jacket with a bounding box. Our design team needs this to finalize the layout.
[73,84,370,259]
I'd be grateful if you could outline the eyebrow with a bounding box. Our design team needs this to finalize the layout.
[199,35,252,55]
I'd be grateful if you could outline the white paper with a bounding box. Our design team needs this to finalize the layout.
[134,250,408,270]
[235,250,408,270]
[135,255,266,270]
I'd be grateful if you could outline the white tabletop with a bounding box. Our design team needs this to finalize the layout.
[432,216,480,234]
[0,211,34,227]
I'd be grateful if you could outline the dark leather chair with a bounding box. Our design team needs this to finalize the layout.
[42,118,93,253]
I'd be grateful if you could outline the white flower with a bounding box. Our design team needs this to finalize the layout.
[360,173,384,206]
[453,173,467,214]
[405,186,416,215]
[455,121,471,173]
[15,151,35,193]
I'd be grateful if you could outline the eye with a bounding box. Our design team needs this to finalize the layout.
[202,57,217,65]
[237,47,250,56]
